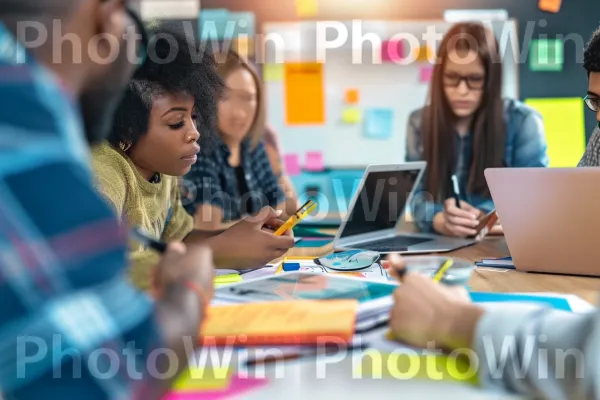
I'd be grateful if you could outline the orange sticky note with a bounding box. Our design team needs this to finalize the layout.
[232,37,254,59]
[414,45,434,63]
[200,299,358,346]
[345,88,359,104]
[284,62,325,125]
[538,0,562,13]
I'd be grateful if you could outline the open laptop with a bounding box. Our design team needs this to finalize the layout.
[485,167,600,276]
[332,163,477,254]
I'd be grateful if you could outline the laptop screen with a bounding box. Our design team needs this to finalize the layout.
[339,168,421,238]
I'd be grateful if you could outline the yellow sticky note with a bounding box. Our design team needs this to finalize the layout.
[342,108,361,124]
[413,45,434,63]
[232,37,254,59]
[284,62,325,125]
[355,350,479,385]
[263,63,284,82]
[524,98,586,167]
[173,366,232,391]
[296,0,318,17]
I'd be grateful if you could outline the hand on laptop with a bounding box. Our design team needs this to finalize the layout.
[433,199,482,237]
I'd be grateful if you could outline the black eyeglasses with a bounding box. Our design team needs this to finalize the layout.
[584,95,600,112]
[443,72,485,90]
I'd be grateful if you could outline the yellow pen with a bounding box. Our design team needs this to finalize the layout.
[274,200,318,236]
[432,259,454,282]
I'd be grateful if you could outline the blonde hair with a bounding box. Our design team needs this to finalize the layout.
[213,50,266,149]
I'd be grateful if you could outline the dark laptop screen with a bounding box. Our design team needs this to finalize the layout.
[339,169,421,238]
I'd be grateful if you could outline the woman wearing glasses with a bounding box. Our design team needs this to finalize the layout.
[407,22,549,237]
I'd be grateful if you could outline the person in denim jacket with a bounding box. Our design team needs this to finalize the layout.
[406,22,549,236]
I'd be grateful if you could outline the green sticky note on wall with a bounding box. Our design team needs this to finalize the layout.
[524,97,586,167]
[529,39,564,71]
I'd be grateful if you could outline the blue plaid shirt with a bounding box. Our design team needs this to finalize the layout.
[182,136,285,221]
[407,98,550,232]
[0,23,160,398]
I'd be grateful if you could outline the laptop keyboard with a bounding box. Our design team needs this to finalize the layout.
[354,236,431,252]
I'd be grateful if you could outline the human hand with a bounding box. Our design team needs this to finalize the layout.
[433,199,482,237]
[386,254,484,351]
[209,207,296,269]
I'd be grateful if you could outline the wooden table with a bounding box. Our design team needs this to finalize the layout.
[288,234,600,305]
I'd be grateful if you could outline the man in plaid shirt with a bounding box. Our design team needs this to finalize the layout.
[0,1,214,398]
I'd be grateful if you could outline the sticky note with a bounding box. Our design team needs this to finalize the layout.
[529,39,563,71]
[345,88,359,104]
[173,366,232,391]
[364,108,394,140]
[200,300,359,346]
[165,375,268,400]
[199,9,234,40]
[414,45,434,63]
[419,65,434,83]
[263,63,284,82]
[304,151,324,171]
[296,0,318,17]
[283,153,301,176]
[524,98,586,167]
[539,0,562,13]
[232,37,254,59]
[356,350,478,385]
[342,108,361,124]
[284,62,325,125]
[381,39,405,63]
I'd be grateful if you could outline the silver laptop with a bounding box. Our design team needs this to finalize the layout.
[333,163,477,254]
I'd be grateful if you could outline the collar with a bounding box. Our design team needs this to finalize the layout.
[216,135,251,158]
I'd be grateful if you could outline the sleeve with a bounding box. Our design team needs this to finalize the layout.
[253,141,285,207]
[578,126,600,167]
[162,177,194,242]
[474,304,600,399]
[90,157,127,218]
[405,110,443,233]
[512,111,550,167]
[0,156,162,399]
[182,155,226,216]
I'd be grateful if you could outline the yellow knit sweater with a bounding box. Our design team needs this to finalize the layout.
[91,142,193,290]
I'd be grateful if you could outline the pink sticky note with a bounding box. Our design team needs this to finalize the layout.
[381,39,404,63]
[164,376,268,400]
[283,153,301,176]
[419,65,433,83]
[304,151,324,172]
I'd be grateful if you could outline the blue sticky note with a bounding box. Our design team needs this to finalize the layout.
[364,108,394,140]
[469,292,571,311]
[199,9,236,40]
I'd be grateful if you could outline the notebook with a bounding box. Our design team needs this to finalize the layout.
[199,299,359,346]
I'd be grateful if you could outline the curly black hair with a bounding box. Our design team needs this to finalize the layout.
[108,24,223,154]
[584,26,600,73]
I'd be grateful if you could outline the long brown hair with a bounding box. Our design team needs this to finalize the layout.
[422,22,505,202]
[213,49,266,149]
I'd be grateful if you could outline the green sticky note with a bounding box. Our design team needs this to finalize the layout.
[263,63,284,82]
[530,39,564,71]
[355,350,479,386]
[342,108,361,124]
[524,97,586,167]
[173,366,232,391]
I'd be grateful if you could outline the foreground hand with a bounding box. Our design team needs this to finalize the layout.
[387,254,484,351]
[433,199,482,237]
[209,207,296,269]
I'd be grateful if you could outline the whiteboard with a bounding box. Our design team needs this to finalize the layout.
[262,19,520,167]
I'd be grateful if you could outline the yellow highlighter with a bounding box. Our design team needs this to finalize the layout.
[274,200,318,236]
[432,259,454,282]
[214,274,242,286]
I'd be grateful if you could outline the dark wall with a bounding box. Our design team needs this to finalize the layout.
[201,0,600,139]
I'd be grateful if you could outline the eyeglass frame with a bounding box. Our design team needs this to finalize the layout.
[442,72,486,91]
[584,94,600,113]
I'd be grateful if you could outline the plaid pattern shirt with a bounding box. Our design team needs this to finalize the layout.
[578,126,600,166]
[182,136,285,221]
[407,98,550,232]
[0,24,160,399]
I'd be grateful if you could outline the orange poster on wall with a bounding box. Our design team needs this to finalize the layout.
[284,62,325,125]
